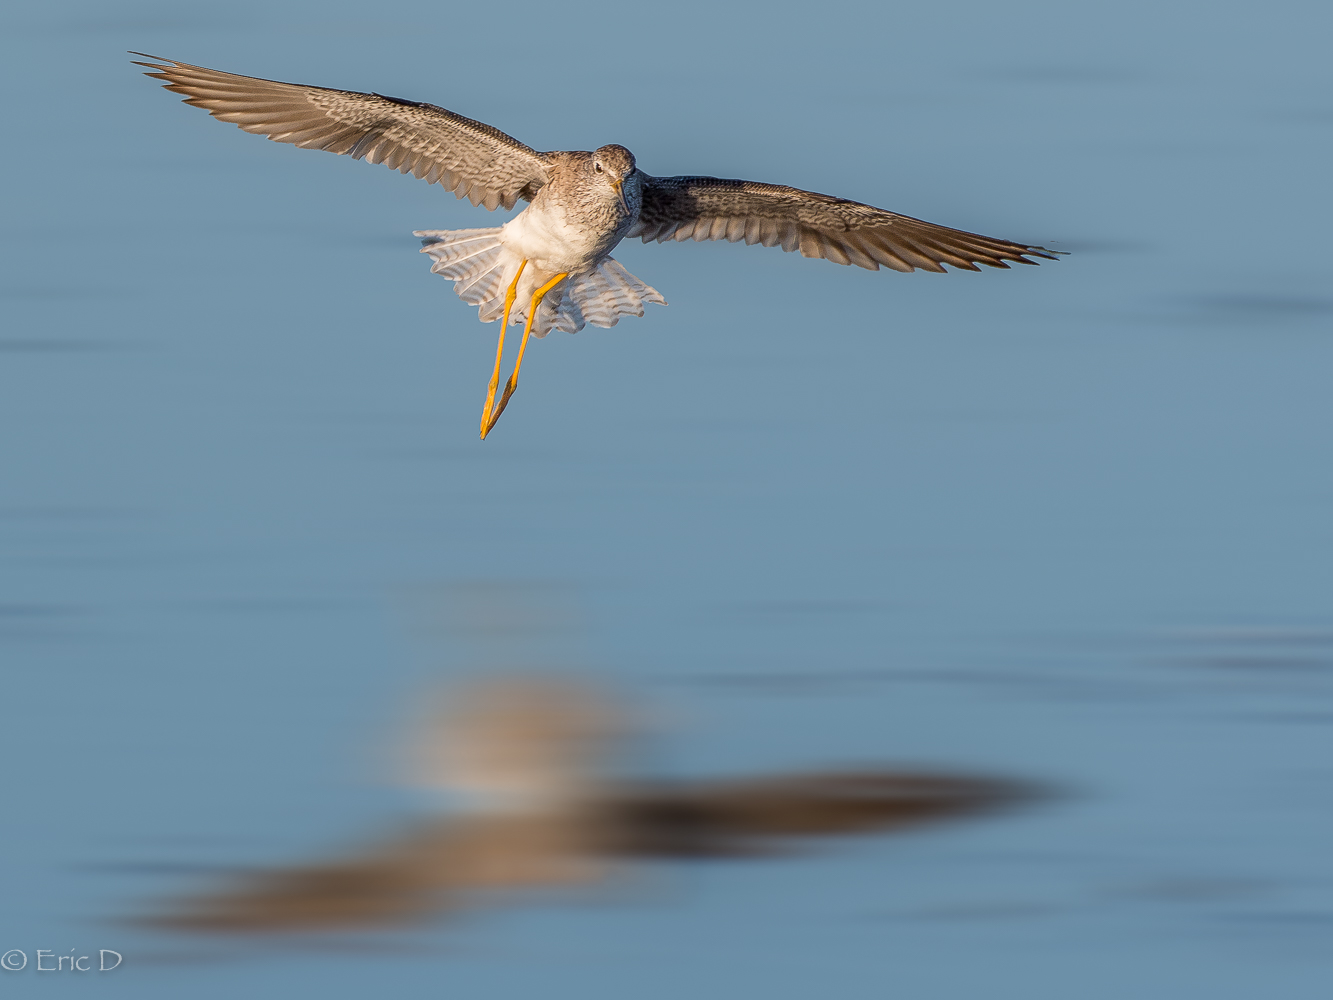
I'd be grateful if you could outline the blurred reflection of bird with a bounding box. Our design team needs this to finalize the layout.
[152,678,1036,932]
[133,55,1062,438]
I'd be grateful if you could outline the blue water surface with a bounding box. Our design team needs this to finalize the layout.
[2,0,1332,996]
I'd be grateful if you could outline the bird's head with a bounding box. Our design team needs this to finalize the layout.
[417,677,629,815]
[591,144,637,213]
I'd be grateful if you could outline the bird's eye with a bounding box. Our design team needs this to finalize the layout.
[594,162,603,173]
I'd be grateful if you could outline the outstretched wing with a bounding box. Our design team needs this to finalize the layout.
[611,771,1036,857]
[133,54,551,211]
[632,175,1060,273]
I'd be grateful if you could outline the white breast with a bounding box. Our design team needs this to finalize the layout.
[500,203,607,276]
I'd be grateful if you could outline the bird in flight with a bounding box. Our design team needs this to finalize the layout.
[134,55,1061,438]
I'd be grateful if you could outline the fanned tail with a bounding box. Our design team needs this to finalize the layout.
[416,229,666,338]
[545,259,667,336]
[416,228,511,318]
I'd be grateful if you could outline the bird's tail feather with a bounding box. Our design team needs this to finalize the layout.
[416,227,509,312]
[415,228,666,338]
[548,259,667,336]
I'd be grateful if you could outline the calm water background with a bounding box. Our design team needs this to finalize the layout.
[3,0,1332,995]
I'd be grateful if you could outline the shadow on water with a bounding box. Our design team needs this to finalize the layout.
[133,675,1042,937]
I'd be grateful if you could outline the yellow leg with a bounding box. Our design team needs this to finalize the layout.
[482,271,568,439]
[480,260,527,438]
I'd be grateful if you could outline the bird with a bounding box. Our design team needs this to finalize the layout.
[144,677,1037,932]
[133,54,1063,439]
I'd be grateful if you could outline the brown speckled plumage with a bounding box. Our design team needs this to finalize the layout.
[133,53,1058,276]
[134,53,1063,433]
[133,54,551,211]
[632,176,1057,272]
